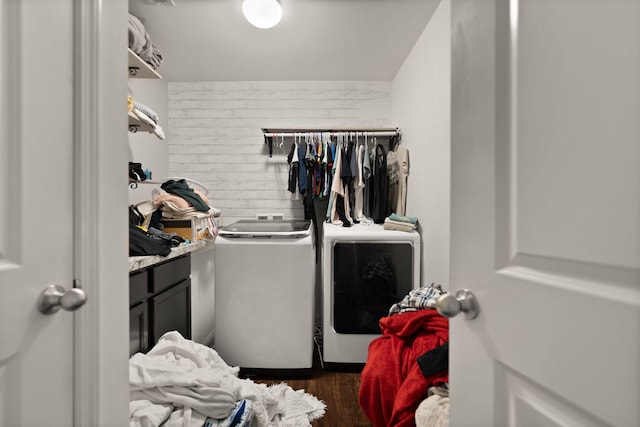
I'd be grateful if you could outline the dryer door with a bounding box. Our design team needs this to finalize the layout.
[332,241,415,334]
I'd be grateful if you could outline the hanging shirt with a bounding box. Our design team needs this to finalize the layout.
[287,141,299,195]
[325,141,338,221]
[322,140,331,198]
[365,142,379,217]
[330,144,353,226]
[353,143,368,222]
[370,144,390,223]
[387,145,410,215]
[297,143,308,193]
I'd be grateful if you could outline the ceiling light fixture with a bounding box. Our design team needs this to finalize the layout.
[242,0,282,29]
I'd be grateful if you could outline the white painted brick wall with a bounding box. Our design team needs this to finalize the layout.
[167,81,392,226]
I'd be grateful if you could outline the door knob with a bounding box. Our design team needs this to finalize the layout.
[37,284,88,315]
[436,289,479,319]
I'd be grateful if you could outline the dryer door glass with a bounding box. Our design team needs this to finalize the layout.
[332,242,414,334]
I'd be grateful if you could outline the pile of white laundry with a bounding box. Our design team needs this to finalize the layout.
[129,331,326,427]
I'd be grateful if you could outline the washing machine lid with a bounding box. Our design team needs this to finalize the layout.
[219,219,312,238]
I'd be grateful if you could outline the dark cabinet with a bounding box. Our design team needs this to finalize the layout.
[129,254,191,355]
[129,301,149,355]
[151,279,191,343]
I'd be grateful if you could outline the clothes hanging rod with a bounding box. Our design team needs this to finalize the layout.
[262,128,401,138]
[263,131,399,138]
[262,127,401,157]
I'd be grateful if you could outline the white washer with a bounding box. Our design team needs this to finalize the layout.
[214,219,315,373]
[322,223,421,368]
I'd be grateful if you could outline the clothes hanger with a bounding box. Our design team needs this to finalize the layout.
[277,133,287,155]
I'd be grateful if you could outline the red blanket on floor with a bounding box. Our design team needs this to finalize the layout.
[359,310,449,427]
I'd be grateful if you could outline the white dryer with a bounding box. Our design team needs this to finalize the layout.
[322,223,421,369]
[214,219,315,375]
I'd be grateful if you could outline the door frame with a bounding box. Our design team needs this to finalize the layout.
[73,0,130,424]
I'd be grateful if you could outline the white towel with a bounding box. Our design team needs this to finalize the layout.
[129,399,173,427]
[383,217,416,232]
[132,108,166,140]
[129,331,326,427]
[415,394,449,427]
[130,331,240,419]
[164,407,207,427]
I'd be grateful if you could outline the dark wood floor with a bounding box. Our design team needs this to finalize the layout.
[247,359,373,426]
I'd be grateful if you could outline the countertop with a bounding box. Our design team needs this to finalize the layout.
[128,238,215,272]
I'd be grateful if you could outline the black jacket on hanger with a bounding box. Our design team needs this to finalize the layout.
[370,143,390,223]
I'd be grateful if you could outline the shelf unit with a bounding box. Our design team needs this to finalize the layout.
[128,48,161,79]
[128,48,162,135]
[128,111,154,134]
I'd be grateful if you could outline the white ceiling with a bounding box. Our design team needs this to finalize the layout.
[129,0,440,82]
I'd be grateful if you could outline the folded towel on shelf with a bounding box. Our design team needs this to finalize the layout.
[383,217,416,232]
[128,14,152,58]
[161,179,210,212]
[131,108,166,140]
[146,45,164,70]
[388,213,418,225]
[133,100,159,124]
[128,13,164,70]
[160,205,220,220]
[154,192,211,212]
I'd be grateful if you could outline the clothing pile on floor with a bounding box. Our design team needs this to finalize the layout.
[129,331,326,427]
[359,283,449,427]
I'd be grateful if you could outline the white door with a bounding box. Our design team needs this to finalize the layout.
[449,1,640,426]
[0,1,78,425]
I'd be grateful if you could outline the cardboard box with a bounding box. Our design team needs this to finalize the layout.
[160,216,214,241]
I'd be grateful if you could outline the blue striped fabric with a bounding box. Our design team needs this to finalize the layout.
[388,283,444,315]
[133,100,159,124]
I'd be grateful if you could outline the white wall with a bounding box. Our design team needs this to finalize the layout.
[189,246,216,346]
[167,81,392,226]
[391,0,451,289]
[159,80,391,343]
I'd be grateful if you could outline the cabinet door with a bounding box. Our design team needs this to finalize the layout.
[150,279,191,345]
[129,301,149,356]
[129,270,148,306]
[151,254,191,294]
